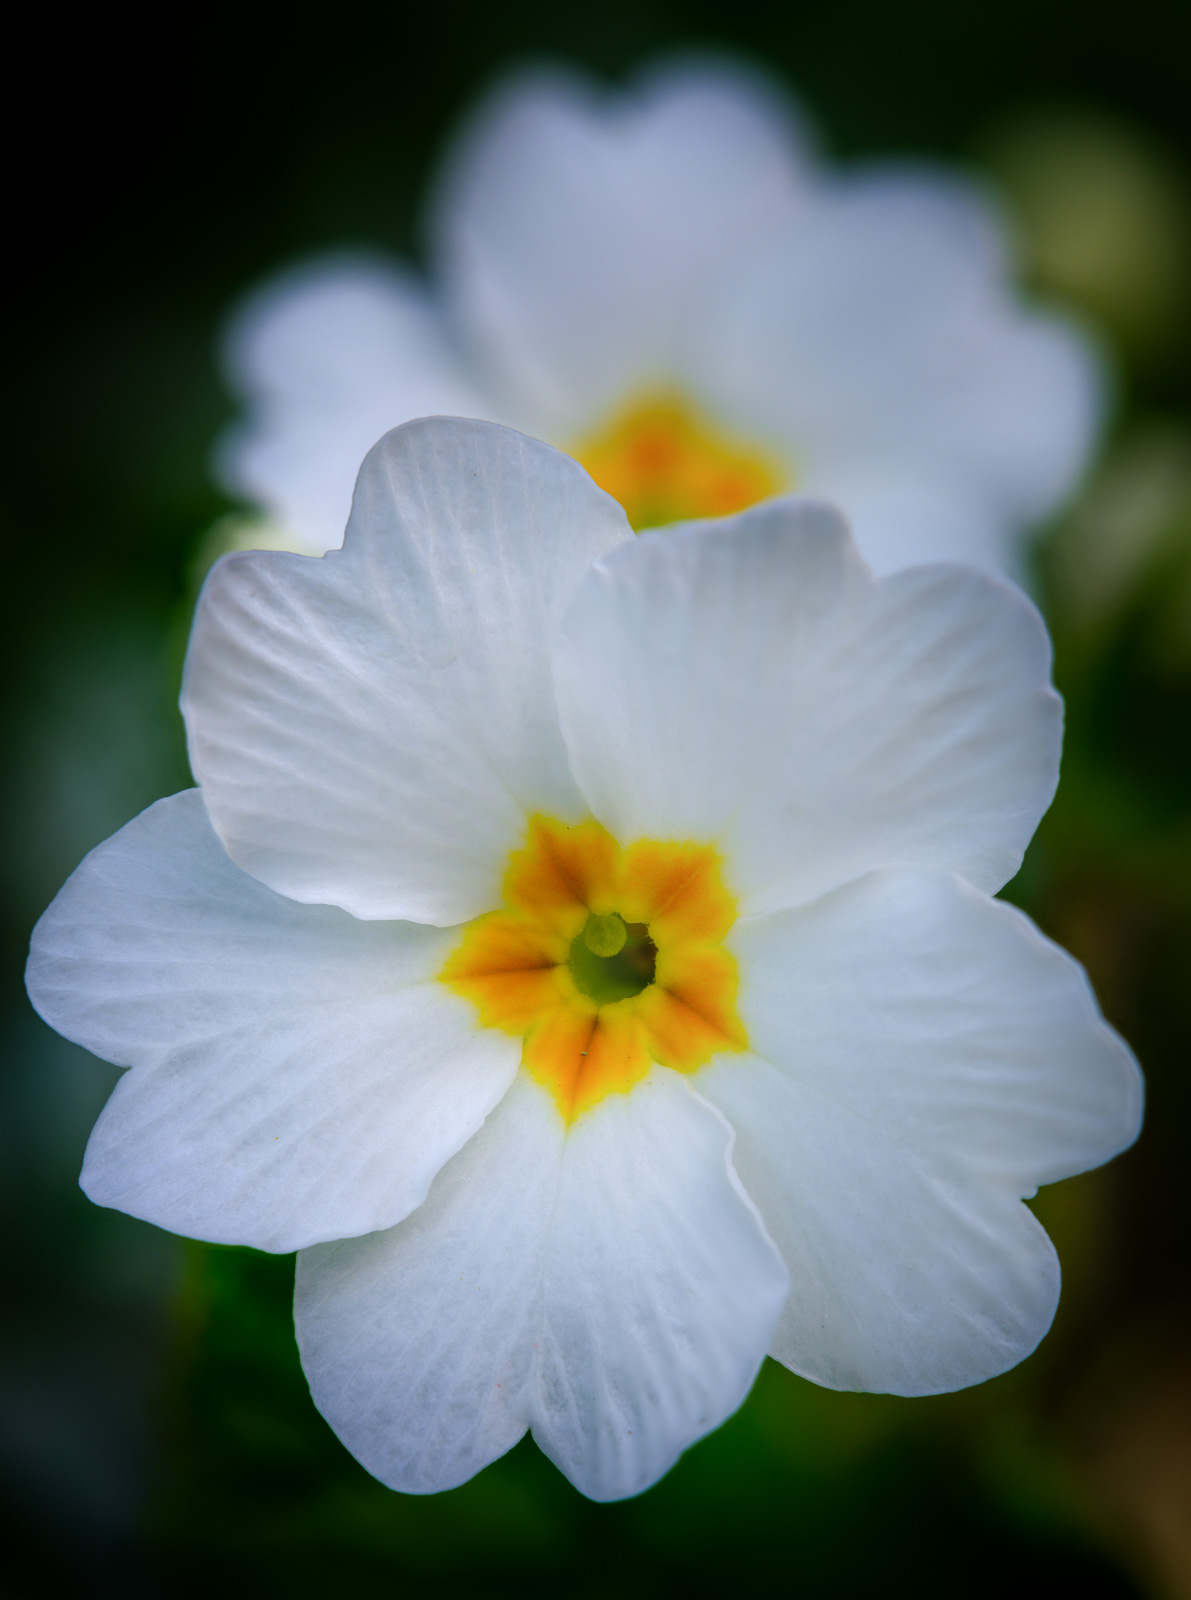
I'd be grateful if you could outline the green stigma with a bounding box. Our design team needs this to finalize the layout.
[569,915,657,1006]
[584,912,627,957]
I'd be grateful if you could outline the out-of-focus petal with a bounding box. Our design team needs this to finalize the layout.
[185,418,631,925]
[798,469,1010,577]
[553,502,1060,916]
[217,258,490,554]
[25,792,519,1252]
[296,1069,787,1500]
[432,60,813,435]
[703,171,1105,558]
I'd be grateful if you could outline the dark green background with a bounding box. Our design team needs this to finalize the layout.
[4,2,1189,1595]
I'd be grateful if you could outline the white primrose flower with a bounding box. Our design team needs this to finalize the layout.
[217,60,1103,577]
[28,419,1140,1502]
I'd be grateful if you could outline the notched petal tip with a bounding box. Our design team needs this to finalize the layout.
[182,412,635,927]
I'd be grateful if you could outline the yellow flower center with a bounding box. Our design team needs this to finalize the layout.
[573,392,790,530]
[441,816,748,1122]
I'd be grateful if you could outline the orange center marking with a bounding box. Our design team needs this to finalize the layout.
[573,391,789,531]
[441,817,748,1122]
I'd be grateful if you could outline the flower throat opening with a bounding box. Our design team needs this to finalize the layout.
[440,816,747,1122]
[569,913,657,1006]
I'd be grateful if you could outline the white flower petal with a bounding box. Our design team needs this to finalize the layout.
[707,1055,1061,1394]
[25,792,519,1252]
[737,868,1143,1187]
[432,60,812,435]
[699,868,1140,1393]
[705,170,1104,546]
[185,417,631,924]
[217,258,490,555]
[554,501,1061,915]
[296,1070,788,1501]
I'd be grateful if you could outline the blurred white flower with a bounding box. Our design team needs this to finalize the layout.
[217,59,1104,575]
[29,420,1139,1500]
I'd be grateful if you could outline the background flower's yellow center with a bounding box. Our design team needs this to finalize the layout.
[573,392,789,530]
[441,817,747,1122]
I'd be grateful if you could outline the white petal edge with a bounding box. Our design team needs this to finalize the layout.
[25,791,520,1252]
[216,256,491,556]
[296,1069,789,1501]
[708,1054,1063,1394]
[185,417,632,924]
[700,168,1106,553]
[698,868,1141,1394]
[553,499,1061,916]
[731,867,1143,1190]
